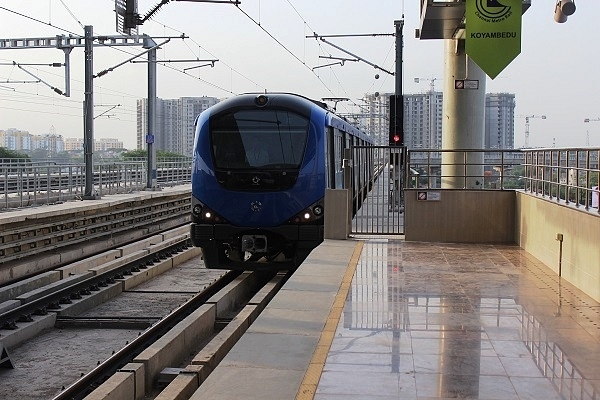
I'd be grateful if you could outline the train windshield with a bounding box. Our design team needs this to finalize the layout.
[210,109,309,170]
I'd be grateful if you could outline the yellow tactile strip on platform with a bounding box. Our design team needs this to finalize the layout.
[296,240,364,400]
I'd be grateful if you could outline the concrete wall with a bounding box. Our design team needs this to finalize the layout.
[405,189,515,243]
[516,192,600,302]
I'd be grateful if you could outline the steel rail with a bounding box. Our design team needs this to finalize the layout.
[0,238,192,330]
[51,270,246,400]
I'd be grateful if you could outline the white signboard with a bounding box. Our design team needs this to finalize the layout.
[417,191,441,201]
[454,79,480,90]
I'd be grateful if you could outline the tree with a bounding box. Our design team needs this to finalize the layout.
[122,149,147,159]
[122,149,186,159]
[0,147,30,160]
[501,165,524,189]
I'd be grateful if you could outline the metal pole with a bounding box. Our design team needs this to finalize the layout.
[83,25,96,199]
[147,45,157,189]
[343,148,353,234]
[394,19,405,211]
[394,20,403,97]
[63,47,72,97]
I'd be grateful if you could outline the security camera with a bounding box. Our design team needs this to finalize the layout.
[554,0,576,23]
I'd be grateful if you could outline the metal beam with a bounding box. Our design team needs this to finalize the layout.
[311,34,394,76]
[0,34,182,50]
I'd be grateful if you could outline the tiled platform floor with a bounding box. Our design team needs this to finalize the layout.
[315,240,600,399]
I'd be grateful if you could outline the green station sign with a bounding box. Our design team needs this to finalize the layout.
[465,0,522,79]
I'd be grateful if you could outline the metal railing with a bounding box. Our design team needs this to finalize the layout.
[3,149,599,214]
[406,147,599,213]
[406,149,526,190]
[0,158,192,211]
[523,148,600,212]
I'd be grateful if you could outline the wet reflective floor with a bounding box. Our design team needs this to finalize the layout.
[315,240,600,400]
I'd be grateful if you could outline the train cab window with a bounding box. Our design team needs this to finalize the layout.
[210,109,309,170]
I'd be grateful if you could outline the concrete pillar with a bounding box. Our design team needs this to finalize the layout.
[441,39,486,189]
[324,189,349,239]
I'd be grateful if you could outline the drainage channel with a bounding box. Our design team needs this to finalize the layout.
[54,270,290,400]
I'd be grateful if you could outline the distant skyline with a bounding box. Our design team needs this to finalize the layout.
[1,0,599,150]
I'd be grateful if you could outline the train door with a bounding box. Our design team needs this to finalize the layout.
[326,127,346,189]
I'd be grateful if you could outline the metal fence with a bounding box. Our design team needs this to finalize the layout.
[406,149,526,190]
[405,148,600,213]
[351,146,405,235]
[0,158,192,211]
[2,149,599,214]
[523,148,600,212]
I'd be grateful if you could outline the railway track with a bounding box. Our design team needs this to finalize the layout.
[0,224,290,399]
[0,187,191,285]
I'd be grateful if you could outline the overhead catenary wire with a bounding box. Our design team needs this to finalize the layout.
[150,20,265,91]
[1,1,358,103]
[280,0,395,116]
[58,0,85,29]
[0,4,243,97]
[0,6,79,35]
[231,1,339,98]
[1,1,395,135]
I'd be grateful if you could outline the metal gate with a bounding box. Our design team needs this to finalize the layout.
[350,146,406,235]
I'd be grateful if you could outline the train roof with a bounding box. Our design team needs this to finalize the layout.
[327,114,374,144]
[211,92,328,112]
[201,92,373,144]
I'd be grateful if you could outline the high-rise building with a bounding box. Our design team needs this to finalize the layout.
[361,94,388,146]
[64,137,85,151]
[1,128,67,155]
[2,128,123,155]
[64,137,123,151]
[485,93,516,149]
[361,92,515,150]
[97,138,124,151]
[137,96,220,155]
[32,134,64,156]
[362,91,443,148]
[404,91,443,149]
[0,128,32,151]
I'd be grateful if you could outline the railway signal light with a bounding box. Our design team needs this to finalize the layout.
[389,95,403,146]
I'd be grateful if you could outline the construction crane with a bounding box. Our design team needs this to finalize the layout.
[584,118,600,146]
[517,115,547,148]
[414,77,438,93]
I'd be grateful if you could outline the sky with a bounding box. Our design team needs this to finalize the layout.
[0,0,599,150]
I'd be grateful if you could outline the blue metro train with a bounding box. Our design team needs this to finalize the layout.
[190,92,373,270]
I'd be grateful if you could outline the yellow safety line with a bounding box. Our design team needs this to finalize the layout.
[295,240,364,400]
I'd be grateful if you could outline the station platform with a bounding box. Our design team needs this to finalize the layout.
[191,238,600,400]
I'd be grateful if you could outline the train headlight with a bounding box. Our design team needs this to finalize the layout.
[289,201,324,224]
[255,94,269,107]
[191,200,227,224]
